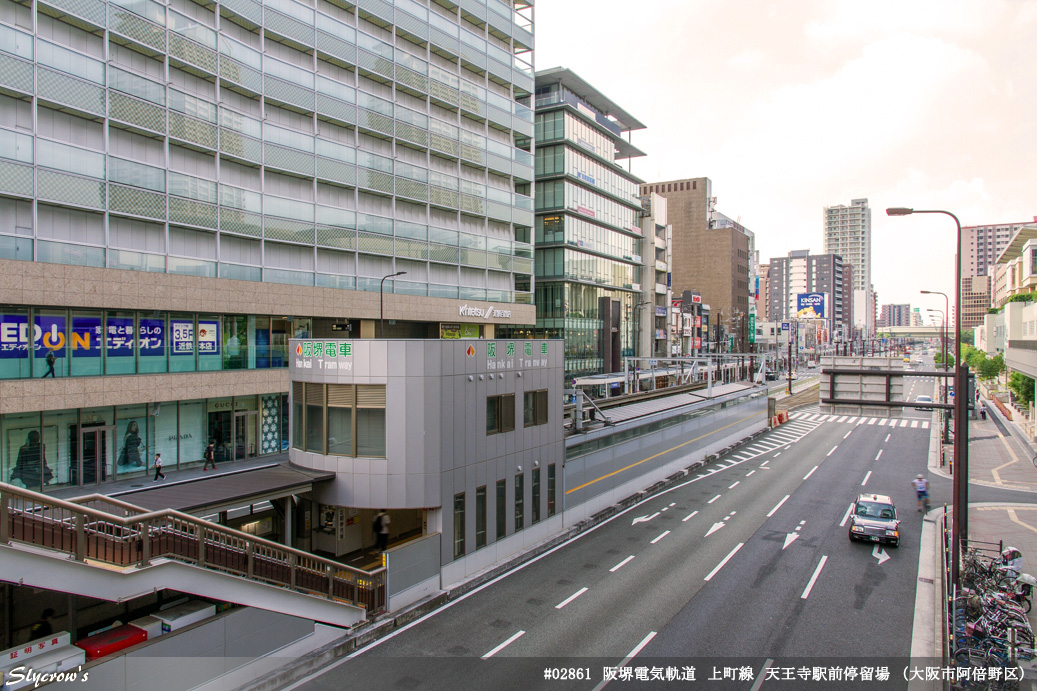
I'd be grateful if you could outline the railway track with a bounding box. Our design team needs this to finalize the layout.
[776,383,819,412]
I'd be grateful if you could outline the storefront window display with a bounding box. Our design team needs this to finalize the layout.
[105,310,136,375]
[223,315,248,370]
[3,412,44,491]
[115,404,149,479]
[178,399,207,467]
[41,409,77,490]
[70,309,103,377]
[148,401,179,470]
[138,311,168,374]
[0,306,32,379]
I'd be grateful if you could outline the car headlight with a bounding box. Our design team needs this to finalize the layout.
[886,530,898,536]
[851,525,865,532]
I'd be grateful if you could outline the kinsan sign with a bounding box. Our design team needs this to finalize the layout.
[795,293,827,320]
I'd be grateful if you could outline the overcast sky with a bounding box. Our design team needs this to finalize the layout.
[533,0,1036,323]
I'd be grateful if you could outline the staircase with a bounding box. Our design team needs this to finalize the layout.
[0,482,384,628]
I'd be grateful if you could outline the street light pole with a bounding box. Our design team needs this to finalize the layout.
[928,308,950,445]
[379,271,407,338]
[888,207,966,586]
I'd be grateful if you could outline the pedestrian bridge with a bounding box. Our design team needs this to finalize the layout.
[877,326,944,338]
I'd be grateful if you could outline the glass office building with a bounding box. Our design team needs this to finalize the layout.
[0,0,535,489]
[505,67,644,379]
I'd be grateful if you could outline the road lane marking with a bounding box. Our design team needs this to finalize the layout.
[632,512,660,525]
[862,471,872,486]
[766,456,775,462]
[610,556,635,572]
[704,543,744,581]
[844,430,852,439]
[868,418,877,425]
[555,587,589,609]
[847,417,858,423]
[708,494,722,504]
[836,416,847,422]
[879,419,887,426]
[482,630,525,659]
[682,510,698,522]
[876,450,883,460]
[803,465,819,480]
[885,434,891,442]
[746,470,756,476]
[827,446,838,456]
[767,494,790,517]
[839,502,853,526]
[801,555,828,598]
[650,530,671,544]
[750,659,776,691]
[729,481,740,489]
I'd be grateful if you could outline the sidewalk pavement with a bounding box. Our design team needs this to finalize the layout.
[922,393,1037,673]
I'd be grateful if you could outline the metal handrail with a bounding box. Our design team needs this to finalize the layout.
[0,481,385,614]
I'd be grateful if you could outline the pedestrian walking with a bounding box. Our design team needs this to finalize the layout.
[373,509,390,552]
[41,350,56,378]
[152,452,165,482]
[202,441,217,471]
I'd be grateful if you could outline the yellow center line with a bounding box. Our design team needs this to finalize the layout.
[565,411,766,495]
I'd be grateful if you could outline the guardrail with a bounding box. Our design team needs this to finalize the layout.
[0,481,384,614]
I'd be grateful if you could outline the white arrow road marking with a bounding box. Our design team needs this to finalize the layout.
[555,587,588,609]
[704,543,744,581]
[482,630,525,659]
[862,471,872,486]
[610,556,635,572]
[682,510,698,522]
[705,522,725,537]
[839,502,853,527]
[873,545,890,565]
[801,555,828,598]
[632,512,660,525]
[783,532,799,549]
[767,494,790,517]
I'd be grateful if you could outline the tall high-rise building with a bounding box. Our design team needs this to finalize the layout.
[0,0,537,492]
[823,198,872,336]
[524,67,647,378]
[640,178,753,350]
[963,221,1035,278]
[961,276,992,329]
[756,263,770,322]
[765,250,850,344]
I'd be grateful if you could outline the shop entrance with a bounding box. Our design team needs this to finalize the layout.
[72,425,114,485]
[232,411,259,461]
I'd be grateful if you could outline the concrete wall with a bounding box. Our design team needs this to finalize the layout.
[79,607,314,691]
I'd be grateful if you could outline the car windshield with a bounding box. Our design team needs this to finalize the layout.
[856,501,896,519]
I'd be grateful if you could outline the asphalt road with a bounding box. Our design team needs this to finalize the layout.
[288,403,940,691]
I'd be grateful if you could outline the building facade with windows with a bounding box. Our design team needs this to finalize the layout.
[964,221,1035,279]
[879,303,911,328]
[823,198,873,336]
[765,250,851,346]
[288,338,563,581]
[640,178,753,352]
[518,67,646,379]
[0,0,537,492]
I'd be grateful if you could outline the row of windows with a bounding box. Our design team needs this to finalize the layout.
[641,180,697,195]
[453,464,556,558]
[535,181,640,233]
[534,145,640,204]
[536,215,641,265]
[486,389,549,434]
[291,382,386,458]
[535,247,640,288]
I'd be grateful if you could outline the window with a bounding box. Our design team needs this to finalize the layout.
[532,467,540,524]
[305,381,324,453]
[523,389,548,427]
[548,464,556,516]
[496,479,506,539]
[486,394,515,434]
[476,486,486,549]
[514,473,524,531]
[294,383,387,458]
[453,492,465,559]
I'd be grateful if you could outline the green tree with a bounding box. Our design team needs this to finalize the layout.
[960,331,975,346]
[962,344,984,369]
[1008,371,1035,406]
[977,353,1004,381]
[933,351,956,368]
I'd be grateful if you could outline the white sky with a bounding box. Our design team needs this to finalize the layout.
[533,0,1037,323]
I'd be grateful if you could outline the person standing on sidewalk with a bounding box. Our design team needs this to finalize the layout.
[203,441,217,471]
[152,452,165,482]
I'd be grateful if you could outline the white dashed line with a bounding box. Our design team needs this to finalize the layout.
[555,587,588,609]
[704,543,745,581]
[767,494,790,517]
[885,434,891,442]
[610,556,635,572]
[862,471,872,486]
[729,481,740,489]
[844,430,852,439]
[650,531,671,544]
[801,556,828,599]
[746,470,756,477]
[482,630,525,659]
[682,510,698,522]
[827,446,838,456]
[803,465,819,480]
[875,450,883,461]
[708,495,722,504]
[839,502,853,527]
